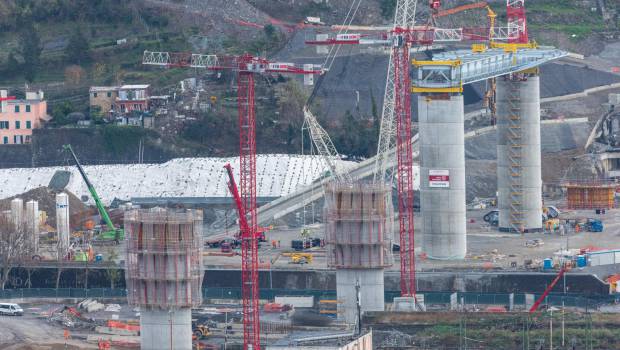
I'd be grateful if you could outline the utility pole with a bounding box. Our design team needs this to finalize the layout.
[562,301,565,347]
[355,279,361,336]
[549,308,553,350]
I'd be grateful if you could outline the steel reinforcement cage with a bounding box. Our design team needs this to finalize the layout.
[324,182,393,269]
[124,209,203,309]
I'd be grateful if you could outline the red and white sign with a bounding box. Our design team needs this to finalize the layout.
[429,169,450,188]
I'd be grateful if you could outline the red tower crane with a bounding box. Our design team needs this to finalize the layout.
[306,0,529,300]
[144,51,322,350]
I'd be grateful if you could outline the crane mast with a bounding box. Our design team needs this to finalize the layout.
[144,52,321,350]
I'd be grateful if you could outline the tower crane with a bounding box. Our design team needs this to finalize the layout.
[143,51,322,350]
[306,0,530,299]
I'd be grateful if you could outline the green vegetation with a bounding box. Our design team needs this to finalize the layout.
[102,125,153,156]
[380,0,397,20]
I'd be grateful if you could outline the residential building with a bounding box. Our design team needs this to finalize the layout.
[0,90,49,145]
[89,86,119,117]
[116,85,150,114]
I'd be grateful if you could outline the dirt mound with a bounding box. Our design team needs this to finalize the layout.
[0,187,91,228]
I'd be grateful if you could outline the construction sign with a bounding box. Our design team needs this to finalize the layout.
[429,169,450,188]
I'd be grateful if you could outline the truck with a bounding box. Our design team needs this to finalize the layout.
[304,16,323,25]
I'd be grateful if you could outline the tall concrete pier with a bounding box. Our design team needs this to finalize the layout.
[497,72,542,232]
[418,94,466,259]
[125,209,203,350]
[324,182,393,323]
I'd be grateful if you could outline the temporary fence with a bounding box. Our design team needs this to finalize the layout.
[0,288,126,299]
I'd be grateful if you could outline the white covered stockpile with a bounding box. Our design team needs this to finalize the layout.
[0,155,354,205]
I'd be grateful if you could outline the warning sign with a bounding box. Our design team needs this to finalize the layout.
[429,169,449,188]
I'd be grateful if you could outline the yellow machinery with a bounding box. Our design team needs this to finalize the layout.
[284,253,313,264]
[193,325,210,339]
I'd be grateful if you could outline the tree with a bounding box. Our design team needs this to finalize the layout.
[0,215,28,290]
[52,101,74,126]
[6,52,20,75]
[105,248,120,289]
[19,23,41,82]
[65,30,91,65]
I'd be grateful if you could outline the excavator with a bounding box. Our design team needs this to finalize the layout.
[63,144,124,243]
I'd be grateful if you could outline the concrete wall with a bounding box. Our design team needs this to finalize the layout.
[202,269,610,296]
[336,269,385,324]
[418,95,466,259]
[140,308,192,350]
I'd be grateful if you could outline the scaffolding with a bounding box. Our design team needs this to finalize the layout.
[563,181,616,210]
[324,182,393,269]
[506,77,524,233]
[124,208,203,308]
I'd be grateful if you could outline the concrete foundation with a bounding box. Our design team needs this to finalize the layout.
[140,308,192,350]
[497,75,542,232]
[418,94,466,259]
[336,269,385,324]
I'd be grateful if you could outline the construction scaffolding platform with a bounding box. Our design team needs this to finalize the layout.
[411,45,567,92]
[324,182,393,269]
[563,181,617,210]
[124,208,204,308]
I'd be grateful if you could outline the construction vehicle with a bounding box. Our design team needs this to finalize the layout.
[220,242,232,253]
[582,218,603,232]
[529,266,567,313]
[263,303,292,313]
[193,324,211,339]
[287,253,313,265]
[63,145,124,243]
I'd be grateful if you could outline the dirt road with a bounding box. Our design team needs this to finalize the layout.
[0,313,96,350]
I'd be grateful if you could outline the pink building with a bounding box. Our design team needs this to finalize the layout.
[0,90,49,145]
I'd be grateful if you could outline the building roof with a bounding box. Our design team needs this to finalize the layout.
[7,99,45,104]
[120,84,150,90]
[89,86,119,93]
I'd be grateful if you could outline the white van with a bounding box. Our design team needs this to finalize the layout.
[0,303,24,316]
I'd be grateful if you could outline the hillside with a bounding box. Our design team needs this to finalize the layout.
[0,0,617,167]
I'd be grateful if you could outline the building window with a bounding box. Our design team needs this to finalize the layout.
[15,121,20,129]
[93,92,98,98]
[25,135,31,143]
[13,135,17,144]
[3,136,7,144]
[0,121,7,129]
[14,105,19,113]
[134,104,140,110]
[25,105,31,113]
[26,121,31,129]
[107,92,112,98]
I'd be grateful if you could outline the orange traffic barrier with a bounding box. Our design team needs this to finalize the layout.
[107,320,140,332]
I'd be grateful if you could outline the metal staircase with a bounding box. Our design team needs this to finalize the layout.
[507,79,524,232]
